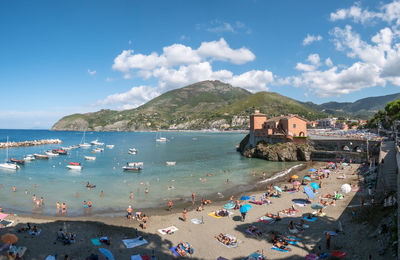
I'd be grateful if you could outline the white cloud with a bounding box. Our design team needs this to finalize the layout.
[307,54,321,65]
[303,34,323,45]
[162,44,201,66]
[197,38,255,65]
[227,70,274,92]
[325,58,333,67]
[207,22,235,33]
[295,63,317,72]
[203,20,251,34]
[88,69,96,76]
[97,86,160,109]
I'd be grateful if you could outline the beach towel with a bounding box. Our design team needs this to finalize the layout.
[303,216,317,222]
[99,248,115,260]
[285,237,299,245]
[245,227,262,237]
[122,237,148,248]
[91,238,101,246]
[271,246,288,252]
[9,246,27,258]
[208,211,233,219]
[246,252,266,260]
[331,251,348,258]
[131,255,142,260]
[223,203,235,209]
[45,256,56,260]
[0,213,8,221]
[170,247,180,256]
[312,211,326,217]
[215,234,240,248]
[258,216,275,224]
[250,201,263,205]
[29,229,41,236]
[0,220,13,228]
[158,225,178,235]
[288,228,299,234]
[191,218,202,224]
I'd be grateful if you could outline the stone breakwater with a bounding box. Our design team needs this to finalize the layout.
[0,139,62,149]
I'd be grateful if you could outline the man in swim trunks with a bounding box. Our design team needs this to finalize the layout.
[127,205,133,220]
[168,200,173,211]
[192,192,195,204]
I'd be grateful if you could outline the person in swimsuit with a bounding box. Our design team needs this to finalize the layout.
[127,205,133,220]
[182,208,187,222]
[61,203,67,215]
[142,214,148,229]
[88,200,92,208]
[168,200,173,211]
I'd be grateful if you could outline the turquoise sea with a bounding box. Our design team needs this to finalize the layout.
[0,130,297,216]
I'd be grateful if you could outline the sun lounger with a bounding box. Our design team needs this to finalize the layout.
[158,225,178,235]
[122,237,148,248]
[215,234,240,248]
[258,216,275,224]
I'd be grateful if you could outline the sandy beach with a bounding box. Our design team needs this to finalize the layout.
[0,162,384,259]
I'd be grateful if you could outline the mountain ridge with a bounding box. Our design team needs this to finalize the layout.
[51,80,400,131]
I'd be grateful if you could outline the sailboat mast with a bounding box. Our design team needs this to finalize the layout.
[6,136,9,161]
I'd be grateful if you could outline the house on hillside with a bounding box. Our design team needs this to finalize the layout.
[248,110,307,147]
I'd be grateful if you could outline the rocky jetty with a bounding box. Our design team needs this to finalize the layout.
[239,137,314,162]
[0,139,62,149]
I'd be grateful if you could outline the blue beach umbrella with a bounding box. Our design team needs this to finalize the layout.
[303,176,311,181]
[274,186,282,193]
[240,204,252,213]
[304,186,315,200]
[240,196,251,200]
[99,248,115,260]
[224,203,235,210]
[309,168,317,172]
[311,203,324,210]
[310,182,320,190]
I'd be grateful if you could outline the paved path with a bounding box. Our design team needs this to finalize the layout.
[376,141,398,197]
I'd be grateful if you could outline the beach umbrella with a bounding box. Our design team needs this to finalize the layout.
[291,175,299,179]
[1,233,18,244]
[303,176,311,181]
[99,248,115,260]
[274,186,282,193]
[341,184,351,194]
[240,204,252,213]
[323,170,330,173]
[328,162,334,164]
[240,196,251,200]
[310,182,320,190]
[311,203,324,210]
[304,186,315,200]
[309,169,317,172]
[293,181,301,186]
[224,203,235,210]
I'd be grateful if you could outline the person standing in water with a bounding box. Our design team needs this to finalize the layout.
[182,208,187,222]
[40,197,44,207]
[56,202,60,213]
[192,192,196,204]
[12,185,16,192]
[130,192,133,200]
[100,190,103,199]
[168,200,173,211]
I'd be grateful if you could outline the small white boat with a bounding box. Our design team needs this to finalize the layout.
[129,148,137,153]
[24,154,35,161]
[156,137,167,142]
[84,156,96,160]
[33,153,49,159]
[45,151,59,157]
[92,148,104,153]
[79,143,91,148]
[91,139,104,146]
[128,151,136,155]
[106,144,114,149]
[127,162,143,167]
[66,165,83,170]
[122,166,141,171]
[166,161,176,166]
[62,146,72,151]
[0,162,20,170]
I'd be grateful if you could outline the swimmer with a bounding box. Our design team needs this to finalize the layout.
[100,190,103,198]
[145,188,149,194]
[130,192,133,200]
[192,192,196,204]
[34,184,38,189]
[88,200,92,208]
[40,197,44,207]
[12,185,16,192]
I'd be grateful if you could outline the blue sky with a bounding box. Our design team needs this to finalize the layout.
[1,0,400,128]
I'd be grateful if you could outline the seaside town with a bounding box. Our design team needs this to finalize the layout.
[2,0,400,259]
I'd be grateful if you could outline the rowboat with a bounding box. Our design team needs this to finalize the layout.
[67,162,82,170]
[9,158,25,165]
[166,161,176,166]
[33,154,49,159]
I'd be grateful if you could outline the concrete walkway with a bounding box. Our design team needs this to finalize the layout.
[376,141,398,197]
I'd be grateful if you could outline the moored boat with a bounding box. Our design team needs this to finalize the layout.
[10,158,25,165]
[45,150,59,157]
[33,153,49,159]
[127,162,143,167]
[166,161,176,166]
[24,154,35,161]
[67,162,82,170]
[90,139,104,146]
[106,144,114,149]
[122,166,141,172]
[52,149,67,155]
[84,156,96,160]
[0,162,20,170]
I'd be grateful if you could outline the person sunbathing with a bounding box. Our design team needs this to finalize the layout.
[322,193,333,199]
[295,219,309,229]
[176,243,187,256]
[248,225,262,236]
[196,205,202,212]
[215,233,231,245]
[265,213,281,220]
[273,241,291,251]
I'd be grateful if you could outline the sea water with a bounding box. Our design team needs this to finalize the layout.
[0,130,297,216]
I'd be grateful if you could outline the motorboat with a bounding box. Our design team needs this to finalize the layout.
[91,139,104,146]
[24,155,35,161]
[0,137,20,170]
[127,162,143,167]
[84,156,96,160]
[106,144,114,149]
[166,161,176,166]
[67,162,82,170]
[129,148,137,153]
[33,153,49,159]
[62,146,72,151]
[45,150,59,157]
[122,166,141,172]
[9,158,25,165]
[92,148,104,153]
[0,162,20,170]
[128,151,136,155]
[52,149,67,155]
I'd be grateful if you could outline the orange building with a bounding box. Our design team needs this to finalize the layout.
[249,112,307,146]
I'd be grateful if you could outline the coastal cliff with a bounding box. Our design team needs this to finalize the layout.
[239,134,314,161]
